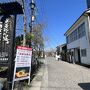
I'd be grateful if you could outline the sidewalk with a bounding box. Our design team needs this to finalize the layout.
[23,60,45,90]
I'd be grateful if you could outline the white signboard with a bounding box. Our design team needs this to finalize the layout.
[13,46,32,81]
[0,22,3,41]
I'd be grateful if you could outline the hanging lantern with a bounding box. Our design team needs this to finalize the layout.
[32,15,35,21]
[30,2,36,10]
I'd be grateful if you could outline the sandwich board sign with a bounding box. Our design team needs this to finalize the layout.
[12,46,32,89]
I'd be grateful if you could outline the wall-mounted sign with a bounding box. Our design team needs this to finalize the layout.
[13,46,32,81]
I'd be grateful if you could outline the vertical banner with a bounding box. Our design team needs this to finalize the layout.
[0,15,15,64]
[0,15,16,90]
[13,46,32,81]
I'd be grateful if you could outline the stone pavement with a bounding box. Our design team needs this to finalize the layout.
[41,57,90,90]
[22,57,90,90]
[21,59,45,90]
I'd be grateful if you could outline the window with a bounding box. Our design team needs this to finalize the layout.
[73,29,78,41]
[67,22,86,44]
[67,29,78,44]
[78,23,86,38]
[70,32,73,42]
[81,49,87,57]
[66,35,70,44]
[66,37,68,44]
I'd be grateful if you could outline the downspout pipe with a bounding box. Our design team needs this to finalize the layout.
[87,14,90,46]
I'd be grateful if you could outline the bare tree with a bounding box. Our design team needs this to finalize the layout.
[26,23,44,58]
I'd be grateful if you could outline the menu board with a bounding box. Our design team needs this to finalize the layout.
[13,46,32,81]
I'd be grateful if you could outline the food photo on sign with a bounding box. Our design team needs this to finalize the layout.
[13,46,32,82]
[15,67,30,79]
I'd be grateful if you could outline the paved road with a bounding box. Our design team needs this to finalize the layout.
[40,57,90,90]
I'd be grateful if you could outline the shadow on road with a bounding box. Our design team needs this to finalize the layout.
[30,60,44,82]
[78,83,90,90]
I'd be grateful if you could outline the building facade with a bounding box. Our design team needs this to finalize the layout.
[56,44,67,61]
[65,10,90,65]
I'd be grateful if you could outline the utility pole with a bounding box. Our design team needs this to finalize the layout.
[22,0,27,46]
[29,0,36,47]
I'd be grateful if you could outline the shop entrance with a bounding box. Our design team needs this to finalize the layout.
[77,49,81,63]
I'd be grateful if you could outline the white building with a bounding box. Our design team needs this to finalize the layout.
[64,9,90,65]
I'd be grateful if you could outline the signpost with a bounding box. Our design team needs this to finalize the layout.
[0,15,17,90]
[0,15,15,64]
[12,46,32,90]
[0,2,23,90]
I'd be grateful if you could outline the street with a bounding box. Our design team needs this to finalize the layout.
[0,1,90,90]
[23,57,90,90]
[40,57,90,90]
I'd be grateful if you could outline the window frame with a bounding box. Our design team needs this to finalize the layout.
[81,49,87,57]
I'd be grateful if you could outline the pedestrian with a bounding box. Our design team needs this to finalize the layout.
[0,83,3,90]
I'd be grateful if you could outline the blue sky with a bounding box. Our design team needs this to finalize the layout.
[0,0,87,50]
[36,0,87,50]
